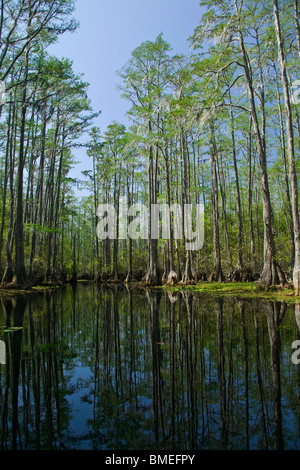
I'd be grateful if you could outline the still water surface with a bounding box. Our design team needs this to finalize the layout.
[0,283,300,450]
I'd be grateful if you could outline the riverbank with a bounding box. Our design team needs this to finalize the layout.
[0,283,61,297]
[96,279,299,302]
[0,279,298,303]
[156,281,298,303]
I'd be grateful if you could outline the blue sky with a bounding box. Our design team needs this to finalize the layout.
[48,0,204,193]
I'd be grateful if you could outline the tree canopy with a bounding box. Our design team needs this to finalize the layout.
[0,0,300,294]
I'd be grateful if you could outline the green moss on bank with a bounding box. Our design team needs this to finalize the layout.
[0,284,61,297]
[158,281,298,303]
[0,280,298,303]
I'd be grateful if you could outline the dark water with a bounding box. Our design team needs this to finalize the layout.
[0,283,300,451]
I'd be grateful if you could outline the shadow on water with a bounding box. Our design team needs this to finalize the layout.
[0,283,300,450]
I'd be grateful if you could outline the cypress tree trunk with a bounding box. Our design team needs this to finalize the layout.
[229,89,243,276]
[92,149,100,280]
[14,60,29,285]
[3,88,17,284]
[28,109,48,281]
[236,19,285,286]
[52,128,65,282]
[216,152,233,272]
[145,120,159,285]
[2,228,13,283]
[209,121,224,282]
[294,0,300,53]
[45,115,59,282]
[274,65,295,270]
[112,167,121,281]
[181,129,194,284]
[273,0,300,294]
[125,167,134,283]
[163,145,178,285]
[0,96,12,273]
[69,233,77,285]
[103,188,111,278]
[247,118,255,260]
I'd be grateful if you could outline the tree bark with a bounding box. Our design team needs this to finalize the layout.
[125,168,134,283]
[216,152,233,272]
[247,117,255,260]
[2,228,13,283]
[180,129,194,284]
[52,126,65,282]
[0,95,13,273]
[294,0,300,53]
[209,121,224,282]
[44,113,60,282]
[274,64,295,270]
[14,59,29,285]
[229,89,243,274]
[28,108,48,281]
[112,165,121,281]
[145,120,159,285]
[273,0,300,293]
[236,17,285,286]
[163,141,178,285]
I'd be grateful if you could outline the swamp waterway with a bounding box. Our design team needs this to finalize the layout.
[0,283,300,451]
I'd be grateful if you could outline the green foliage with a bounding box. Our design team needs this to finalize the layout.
[0,0,298,287]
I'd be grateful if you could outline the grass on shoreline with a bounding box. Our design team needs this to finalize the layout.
[0,284,61,297]
[0,280,298,303]
[156,281,298,303]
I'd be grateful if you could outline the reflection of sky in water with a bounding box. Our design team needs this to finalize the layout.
[1,286,300,450]
[65,364,94,448]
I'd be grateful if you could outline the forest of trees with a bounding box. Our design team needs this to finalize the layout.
[0,0,300,294]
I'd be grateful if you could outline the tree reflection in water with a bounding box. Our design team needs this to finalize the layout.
[0,284,300,450]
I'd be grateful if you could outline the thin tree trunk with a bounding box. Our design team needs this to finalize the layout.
[52,127,65,282]
[209,121,224,282]
[229,89,243,274]
[163,143,178,285]
[235,12,285,286]
[28,109,48,280]
[294,0,300,53]
[14,56,29,285]
[125,166,134,283]
[23,103,36,230]
[45,115,60,282]
[112,166,121,281]
[145,119,159,285]
[92,149,99,279]
[274,65,295,270]
[273,0,300,293]
[0,96,13,272]
[247,117,255,260]
[216,152,233,273]
[181,129,194,284]
[2,88,17,284]
[2,228,13,283]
